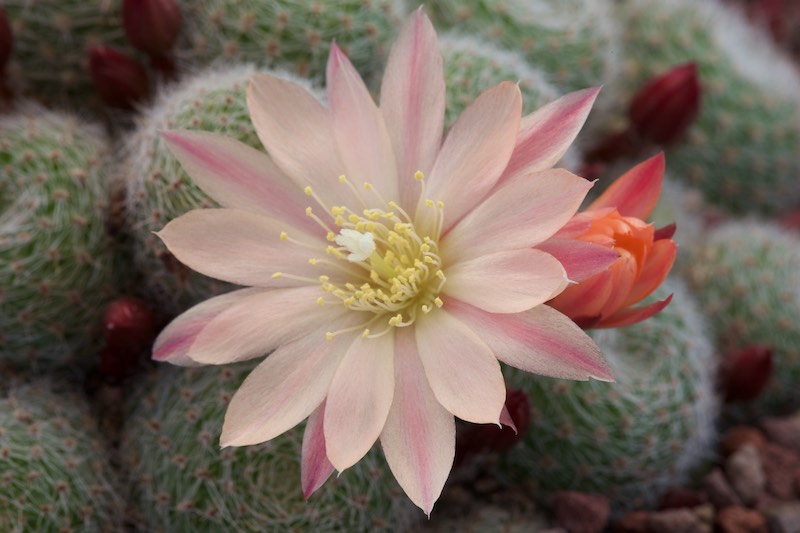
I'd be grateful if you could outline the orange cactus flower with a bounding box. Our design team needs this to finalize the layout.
[548,153,676,328]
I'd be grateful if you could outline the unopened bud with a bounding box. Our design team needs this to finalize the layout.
[629,63,701,146]
[0,8,12,71]
[102,296,157,353]
[88,46,150,109]
[721,345,774,402]
[122,0,182,57]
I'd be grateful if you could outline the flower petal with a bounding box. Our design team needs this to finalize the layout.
[500,87,601,184]
[442,168,592,263]
[444,249,568,314]
[188,285,345,365]
[623,238,677,306]
[220,321,355,447]
[448,299,614,381]
[152,287,263,365]
[324,333,395,471]
[588,153,665,220]
[381,327,455,516]
[161,130,319,234]
[547,268,614,320]
[421,82,521,234]
[415,309,505,424]
[536,238,620,282]
[157,208,349,288]
[600,294,673,329]
[301,401,334,499]
[327,43,398,201]
[380,8,445,210]
[246,73,353,209]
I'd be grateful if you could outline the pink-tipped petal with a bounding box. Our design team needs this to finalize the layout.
[327,43,398,201]
[536,239,620,282]
[548,269,614,319]
[380,327,455,516]
[442,168,592,263]
[220,322,355,447]
[623,238,677,307]
[444,249,568,314]
[152,287,262,365]
[499,405,517,433]
[301,401,334,499]
[380,7,445,210]
[246,73,352,208]
[448,299,614,382]
[324,333,395,471]
[600,294,673,329]
[188,286,345,365]
[156,209,341,288]
[161,130,319,234]
[421,82,521,234]
[415,310,506,424]
[588,153,665,219]
[500,87,601,184]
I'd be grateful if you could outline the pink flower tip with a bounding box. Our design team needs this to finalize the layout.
[88,46,150,109]
[629,62,701,146]
[122,0,182,57]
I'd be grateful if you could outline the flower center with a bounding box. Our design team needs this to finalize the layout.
[277,172,446,339]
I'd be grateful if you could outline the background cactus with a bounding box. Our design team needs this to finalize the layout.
[178,0,404,87]
[0,107,119,370]
[583,0,800,214]
[686,220,800,414]
[422,0,620,93]
[2,0,136,107]
[0,377,124,533]
[499,278,719,513]
[121,363,421,532]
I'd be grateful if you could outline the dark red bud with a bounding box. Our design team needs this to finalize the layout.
[0,8,12,71]
[721,345,774,402]
[123,0,182,57]
[584,128,641,165]
[654,222,677,241]
[629,63,701,146]
[88,46,150,109]
[102,296,157,353]
[99,345,141,380]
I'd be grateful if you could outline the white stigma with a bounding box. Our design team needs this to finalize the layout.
[334,228,376,262]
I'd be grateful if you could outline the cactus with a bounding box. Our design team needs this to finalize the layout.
[2,0,138,107]
[121,363,421,532]
[422,0,620,93]
[499,278,719,513]
[0,107,119,370]
[585,0,800,214]
[0,377,124,533]
[686,220,800,414]
[122,64,311,314]
[178,0,404,87]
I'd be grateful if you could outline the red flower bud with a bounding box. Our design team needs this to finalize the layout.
[721,345,774,402]
[102,296,157,353]
[88,46,150,109]
[0,8,12,71]
[122,0,182,57]
[629,63,701,146]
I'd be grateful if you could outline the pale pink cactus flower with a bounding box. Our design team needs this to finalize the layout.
[153,9,614,515]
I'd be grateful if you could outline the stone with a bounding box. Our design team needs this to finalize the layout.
[715,506,768,533]
[721,426,768,457]
[550,491,610,533]
[761,501,800,533]
[611,510,650,533]
[759,443,800,500]
[725,444,766,505]
[704,468,743,509]
[647,508,710,533]
[761,412,800,454]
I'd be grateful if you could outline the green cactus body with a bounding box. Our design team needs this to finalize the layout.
[0,108,118,370]
[179,0,403,86]
[0,378,123,533]
[587,0,800,214]
[3,0,132,107]
[122,64,297,314]
[122,363,421,532]
[423,0,619,92]
[687,220,800,413]
[500,278,719,512]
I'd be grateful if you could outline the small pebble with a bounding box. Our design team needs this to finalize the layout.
[726,444,766,505]
[704,468,744,509]
[761,412,800,454]
[759,443,800,500]
[721,426,768,456]
[647,508,710,533]
[550,491,610,533]
[715,506,768,533]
